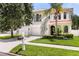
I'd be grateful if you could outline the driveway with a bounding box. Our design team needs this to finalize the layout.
[0,52,12,56]
[0,36,41,53]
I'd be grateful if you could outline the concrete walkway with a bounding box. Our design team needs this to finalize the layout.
[0,36,41,53]
[26,42,79,51]
[0,41,20,53]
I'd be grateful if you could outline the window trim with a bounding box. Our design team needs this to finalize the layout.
[64,12,67,19]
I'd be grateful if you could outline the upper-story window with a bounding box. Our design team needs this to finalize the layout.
[39,15,41,21]
[36,14,39,21]
[54,15,57,20]
[64,12,67,19]
[58,13,61,20]
[36,14,41,22]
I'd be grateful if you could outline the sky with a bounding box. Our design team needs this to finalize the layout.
[33,3,79,15]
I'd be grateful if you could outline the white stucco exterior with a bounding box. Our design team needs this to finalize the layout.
[29,8,73,36]
[5,8,79,36]
[70,30,79,36]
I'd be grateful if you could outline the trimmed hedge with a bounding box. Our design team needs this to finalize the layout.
[43,35,53,39]
[63,34,73,39]
[42,34,73,40]
[55,36,64,39]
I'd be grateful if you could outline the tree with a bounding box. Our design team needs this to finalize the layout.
[45,3,63,35]
[0,3,33,37]
[24,3,33,25]
[72,15,79,29]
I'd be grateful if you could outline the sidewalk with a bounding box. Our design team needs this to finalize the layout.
[26,42,79,51]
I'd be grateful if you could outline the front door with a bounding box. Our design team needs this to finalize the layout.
[50,26,55,35]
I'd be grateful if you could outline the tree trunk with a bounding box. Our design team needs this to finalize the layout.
[55,9,59,36]
[22,31,26,51]
[55,15,58,36]
[22,39,26,51]
[11,28,14,38]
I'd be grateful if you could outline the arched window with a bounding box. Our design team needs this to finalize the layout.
[50,26,55,35]
[64,26,68,33]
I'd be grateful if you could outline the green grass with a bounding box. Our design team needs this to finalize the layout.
[10,44,79,56]
[31,36,79,47]
[0,34,21,39]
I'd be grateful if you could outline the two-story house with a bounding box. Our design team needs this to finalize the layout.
[28,8,73,35]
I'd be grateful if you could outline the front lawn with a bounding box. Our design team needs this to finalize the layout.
[0,34,21,39]
[31,36,79,47]
[10,44,79,56]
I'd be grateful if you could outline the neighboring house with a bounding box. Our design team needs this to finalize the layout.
[29,8,73,35]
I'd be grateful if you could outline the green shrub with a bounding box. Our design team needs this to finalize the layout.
[42,34,73,40]
[43,35,64,39]
[63,34,73,39]
[43,35,53,39]
[42,35,64,40]
[56,36,64,39]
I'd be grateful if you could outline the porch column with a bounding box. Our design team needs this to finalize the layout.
[67,13,70,20]
[61,13,63,20]
[68,25,72,33]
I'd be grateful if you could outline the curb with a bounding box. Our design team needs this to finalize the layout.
[0,52,20,56]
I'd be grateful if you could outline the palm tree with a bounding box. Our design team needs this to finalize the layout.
[45,3,63,35]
